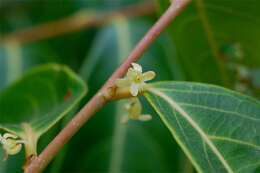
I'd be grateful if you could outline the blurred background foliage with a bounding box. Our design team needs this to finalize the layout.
[0,0,259,172]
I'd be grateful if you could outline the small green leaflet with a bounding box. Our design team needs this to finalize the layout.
[144,81,260,173]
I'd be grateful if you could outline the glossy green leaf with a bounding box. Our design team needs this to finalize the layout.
[144,81,260,173]
[157,0,260,86]
[0,64,87,154]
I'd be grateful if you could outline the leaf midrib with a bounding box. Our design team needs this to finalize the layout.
[148,87,234,173]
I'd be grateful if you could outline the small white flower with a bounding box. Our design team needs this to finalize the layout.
[121,97,152,124]
[0,133,24,160]
[115,63,155,96]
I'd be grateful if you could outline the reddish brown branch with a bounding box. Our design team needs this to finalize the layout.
[1,1,156,44]
[25,0,192,172]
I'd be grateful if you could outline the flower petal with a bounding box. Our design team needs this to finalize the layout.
[121,115,130,124]
[129,98,142,119]
[126,68,136,79]
[130,84,139,96]
[131,63,142,72]
[5,143,22,155]
[138,114,152,121]
[0,133,24,157]
[142,71,156,81]
[124,102,131,111]
[3,133,18,139]
[115,78,131,87]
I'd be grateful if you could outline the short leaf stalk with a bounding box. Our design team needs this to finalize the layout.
[22,124,38,157]
[25,0,192,172]
[21,124,39,170]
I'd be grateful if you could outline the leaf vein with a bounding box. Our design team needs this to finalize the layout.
[209,136,260,150]
[179,103,260,122]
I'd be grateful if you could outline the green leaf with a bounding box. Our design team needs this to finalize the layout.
[0,64,87,156]
[144,81,260,173]
[157,0,260,86]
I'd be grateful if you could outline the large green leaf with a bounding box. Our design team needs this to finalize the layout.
[0,64,87,156]
[157,0,260,86]
[144,81,260,173]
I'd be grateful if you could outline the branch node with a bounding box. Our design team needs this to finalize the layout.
[100,86,118,101]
